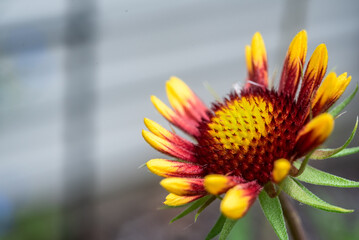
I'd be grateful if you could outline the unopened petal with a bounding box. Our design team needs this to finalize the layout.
[295,113,334,156]
[220,184,261,219]
[204,174,237,195]
[272,158,291,183]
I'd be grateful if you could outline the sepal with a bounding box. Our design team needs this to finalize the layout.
[329,146,359,158]
[311,117,357,159]
[219,218,237,240]
[293,162,359,188]
[282,177,353,213]
[169,195,211,223]
[259,191,288,240]
[195,196,216,222]
[205,214,226,240]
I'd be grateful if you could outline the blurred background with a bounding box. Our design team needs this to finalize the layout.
[0,0,358,239]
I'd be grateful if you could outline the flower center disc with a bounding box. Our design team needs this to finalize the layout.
[196,90,304,184]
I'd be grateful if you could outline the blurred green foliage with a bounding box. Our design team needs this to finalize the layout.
[227,209,252,240]
[1,203,358,240]
[311,209,359,240]
[0,206,61,240]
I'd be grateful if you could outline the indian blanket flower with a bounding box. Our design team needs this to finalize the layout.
[143,30,359,239]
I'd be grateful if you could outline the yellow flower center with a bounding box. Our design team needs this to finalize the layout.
[195,90,304,184]
[208,96,273,151]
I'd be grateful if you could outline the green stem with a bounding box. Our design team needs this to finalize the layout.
[279,193,307,240]
[295,152,312,177]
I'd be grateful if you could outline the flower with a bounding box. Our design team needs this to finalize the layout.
[142,30,353,221]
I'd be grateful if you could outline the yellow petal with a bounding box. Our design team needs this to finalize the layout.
[167,76,194,101]
[272,158,291,183]
[150,95,175,121]
[163,193,202,206]
[299,44,328,109]
[142,129,171,153]
[146,159,203,178]
[150,95,201,137]
[166,76,194,115]
[245,45,253,77]
[144,118,194,150]
[312,72,338,107]
[144,118,172,139]
[251,32,267,67]
[287,30,307,66]
[279,30,307,96]
[247,32,268,87]
[303,44,328,86]
[160,177,204,196]
[312,72,351,114]
[142,130,194,161]
[147,159,178,177]
[166,76,208,122]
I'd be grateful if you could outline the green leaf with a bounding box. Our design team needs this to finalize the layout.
[205,214,226,240]
[159,203,191,209]
[259,191,288,240]
[329,84,358,117]
[329,146,359,158]
[170,195,211,223]
[195,196,216,222]
[227,215,252,240]
[219,218,237,240]
[311,117,358,159]
[282,177,353,213]
[294,162,359,187]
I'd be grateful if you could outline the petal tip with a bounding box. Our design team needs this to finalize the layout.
[295,113,334,155]
[164,193,202,207]
[251,32,267,62]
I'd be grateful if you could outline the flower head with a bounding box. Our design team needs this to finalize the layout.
[143,30,356,226]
